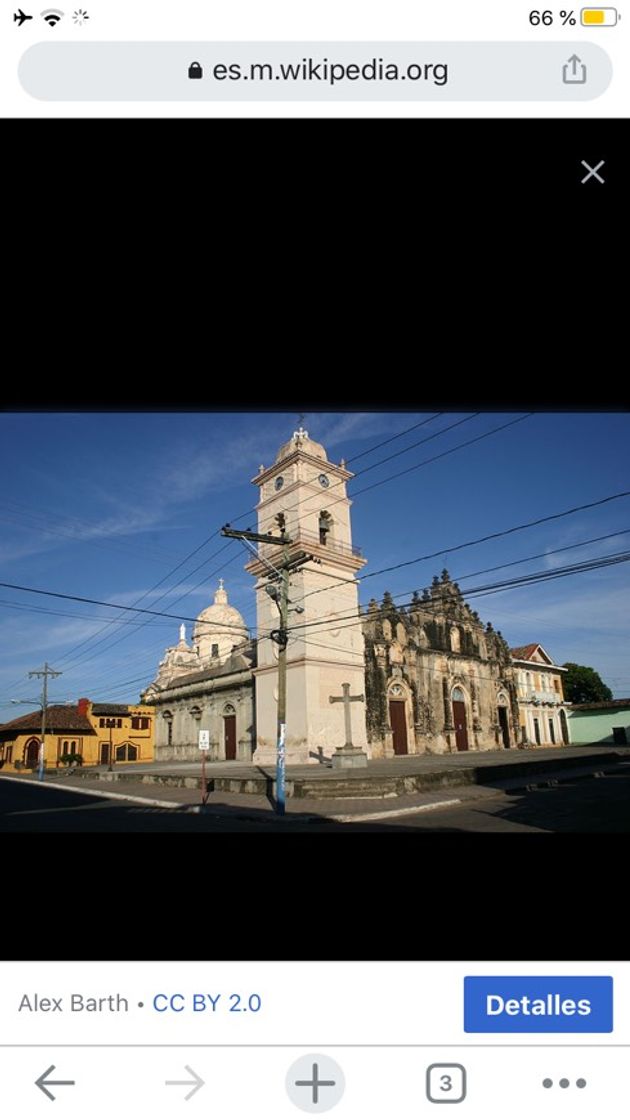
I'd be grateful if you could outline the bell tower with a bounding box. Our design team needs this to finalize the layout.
[246,426,368,765]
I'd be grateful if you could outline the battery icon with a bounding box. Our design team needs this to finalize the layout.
[580,7,618,23]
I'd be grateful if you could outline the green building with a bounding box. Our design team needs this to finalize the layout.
[568,700,630,746]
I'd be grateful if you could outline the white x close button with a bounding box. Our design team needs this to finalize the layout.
[581,159,606,183]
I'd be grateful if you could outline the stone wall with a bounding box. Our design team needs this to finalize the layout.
[152,661,255,763]
[362,571,519,756]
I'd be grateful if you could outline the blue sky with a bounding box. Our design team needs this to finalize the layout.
[0,410,628,715]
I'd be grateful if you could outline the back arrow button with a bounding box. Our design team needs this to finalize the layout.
[35,1065,76,1101]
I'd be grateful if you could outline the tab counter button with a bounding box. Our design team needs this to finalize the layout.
[464,976,613,1032]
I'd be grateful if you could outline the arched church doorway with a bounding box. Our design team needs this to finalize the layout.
[497,692,511,748]
[559,709,569,745]
[452,687,469,752]
[25,738,39,766]
[388,683,408,755]
[223,705,237,761]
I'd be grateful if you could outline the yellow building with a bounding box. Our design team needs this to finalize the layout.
[510,644,570,747]
[0,698,154,772]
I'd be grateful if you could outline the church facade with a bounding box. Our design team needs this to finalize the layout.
[143,582,256,762]
[362,575,518,756]
[144,428,523,762]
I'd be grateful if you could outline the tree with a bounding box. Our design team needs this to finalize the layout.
[562,663,613,704]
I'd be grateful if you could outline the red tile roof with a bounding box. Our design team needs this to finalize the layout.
[0,705,95,734]
[510,644,540,661]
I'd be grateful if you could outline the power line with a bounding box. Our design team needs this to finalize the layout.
[286,547,630,638]
[290,635,528,691]
[296,487,630,605]
[0,499,181,565]
[0,599,170,627]
[262,414,478,533]
[3,497,629,646]
[301,526,630,620]
[4,415,480,689]
[52,538,238,669]
[344,414,444,463]
[0,581,248,630]
[54,539,241,673]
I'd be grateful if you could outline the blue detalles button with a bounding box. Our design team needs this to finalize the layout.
[464,976,613,1032]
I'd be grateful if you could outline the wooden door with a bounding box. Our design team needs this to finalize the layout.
[560,710,569,744]
[452,700,469,751]
[224,715,237,761]
[26,739,39,765]
[100,743,110,765]
[389,700,408,755]
[25,739,39,766]
[498,707,510,749]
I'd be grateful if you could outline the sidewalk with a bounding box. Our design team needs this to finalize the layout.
[4,751,628,824]
[16,744,629,801]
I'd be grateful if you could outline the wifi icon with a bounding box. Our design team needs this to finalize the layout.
[41,8,64,25]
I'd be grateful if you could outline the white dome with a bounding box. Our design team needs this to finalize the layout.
[193,581,248,662]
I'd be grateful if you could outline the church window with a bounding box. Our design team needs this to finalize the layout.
[163,711,173,747]
[212,643,219,658]
[319,511,332,545]
[450,628,461,653]
[452,687,465,702]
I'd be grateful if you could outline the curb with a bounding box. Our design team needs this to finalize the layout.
[0,774,183,811]
[329,798,463,823]
[2,761,626,824]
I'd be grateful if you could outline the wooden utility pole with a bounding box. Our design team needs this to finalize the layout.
[221,524,293,815]
[28,662,62,781]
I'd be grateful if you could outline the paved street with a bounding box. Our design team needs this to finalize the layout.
[1,769,629,830]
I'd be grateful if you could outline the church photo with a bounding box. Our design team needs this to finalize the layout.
[142,426,552,768]
[1,410,626,833]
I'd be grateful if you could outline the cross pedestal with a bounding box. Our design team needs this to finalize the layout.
[329,682,368,769]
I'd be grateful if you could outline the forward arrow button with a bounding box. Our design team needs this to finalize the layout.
[165,1065,205,1101]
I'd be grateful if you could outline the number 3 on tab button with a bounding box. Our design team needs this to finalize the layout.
[426,1064,467,1104]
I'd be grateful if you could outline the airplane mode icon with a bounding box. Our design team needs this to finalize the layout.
[14,8,34,24]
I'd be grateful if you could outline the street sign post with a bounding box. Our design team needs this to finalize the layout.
[198,730,210,805]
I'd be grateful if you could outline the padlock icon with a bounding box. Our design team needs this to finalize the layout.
[188,61,203,79]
